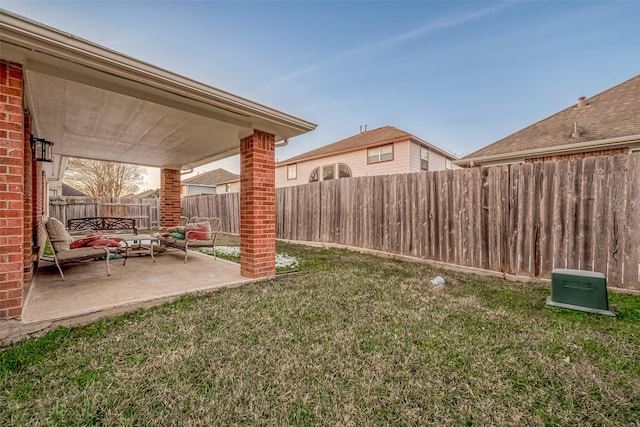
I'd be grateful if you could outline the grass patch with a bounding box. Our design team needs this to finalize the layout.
[1,243,639,425]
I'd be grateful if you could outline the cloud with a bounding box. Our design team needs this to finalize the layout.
[262,3,509,91]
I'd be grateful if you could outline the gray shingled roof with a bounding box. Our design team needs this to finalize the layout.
[462,74,640,160]
[181,168,239,186]
[279,126,456,165]
[61,183,86,196]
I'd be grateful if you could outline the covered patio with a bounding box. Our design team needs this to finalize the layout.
[24,250,252,324]
[0,10,316,322]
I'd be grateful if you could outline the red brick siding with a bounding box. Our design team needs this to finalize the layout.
[240,130,276,278]
[0,60,24,319]
[160,168,181,227]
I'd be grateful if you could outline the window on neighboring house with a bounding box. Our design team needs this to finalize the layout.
[225,183,232,193]
[445,159,453,170]
[338,163,352,178]
[367,144,393,164]
[420,146,429,171]
[323,164,335,181]
[309,167,320,182]
[287,164,297,180]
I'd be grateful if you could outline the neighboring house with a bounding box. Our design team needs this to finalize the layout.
[62,183,87,196]
[49,182,86,197]
[134,189,160,198]
[276,126,458,187]
[456,74,640,167]
[215,177,241,194]
[181,168,240,196]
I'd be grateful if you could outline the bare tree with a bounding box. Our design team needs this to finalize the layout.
[64,159,146,197]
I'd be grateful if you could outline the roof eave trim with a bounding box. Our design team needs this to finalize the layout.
[0,10,317,135]
[409,135,458,160]
[277,135,414,166]
[455,134,640,167]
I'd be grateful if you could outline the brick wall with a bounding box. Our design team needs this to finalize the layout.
[0,60,25,319]
[240,130,276,278]
[160,168,181,227]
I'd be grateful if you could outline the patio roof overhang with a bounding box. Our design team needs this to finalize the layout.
[0,10,317,177]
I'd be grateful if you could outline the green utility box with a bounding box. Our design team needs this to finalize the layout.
[545,269,615,317]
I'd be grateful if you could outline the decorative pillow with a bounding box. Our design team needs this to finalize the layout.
[169,232,186,239]
[86,238,123,248]
[186,227,209,241]
[45,217,74,252]
[70,236,101,249]
[187,221,212,232]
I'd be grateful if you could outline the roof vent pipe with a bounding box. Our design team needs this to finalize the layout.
[571,122,581,138]
[577,96,587,108]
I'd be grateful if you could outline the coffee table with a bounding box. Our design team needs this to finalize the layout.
[108,234,160,265]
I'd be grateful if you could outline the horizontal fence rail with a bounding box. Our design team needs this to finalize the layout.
[49,196,160,230]
[182,154,640,291]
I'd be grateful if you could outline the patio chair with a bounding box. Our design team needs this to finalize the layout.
[42,217,111,280]
[155,217,222,263]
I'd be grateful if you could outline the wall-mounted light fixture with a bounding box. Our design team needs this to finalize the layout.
[30,134,54,162]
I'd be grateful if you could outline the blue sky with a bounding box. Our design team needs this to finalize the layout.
[4,1,640,189]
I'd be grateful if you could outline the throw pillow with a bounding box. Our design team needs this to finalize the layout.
[187,221,212,232]
[70,236,101,249]
[86,238,123,248]
[45,217,74,252]
[186,227,209,241]
[169,232,186,239]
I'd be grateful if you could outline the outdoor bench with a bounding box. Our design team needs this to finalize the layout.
[67,217,138,236]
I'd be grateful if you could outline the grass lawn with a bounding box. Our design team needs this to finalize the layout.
[1,242,639,426]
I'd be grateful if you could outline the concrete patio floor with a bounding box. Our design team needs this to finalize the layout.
[22,249,254,324]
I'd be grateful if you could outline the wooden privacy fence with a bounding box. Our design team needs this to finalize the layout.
[182,193,240,234]
[49,196,160,229]
[183,154,640,291]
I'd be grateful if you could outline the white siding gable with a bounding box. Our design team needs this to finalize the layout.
[277,140,413,187]
[276,139,457,188]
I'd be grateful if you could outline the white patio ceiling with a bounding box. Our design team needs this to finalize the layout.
[0,10,316,171]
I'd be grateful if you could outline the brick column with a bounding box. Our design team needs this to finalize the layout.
[160,168,181,227]
[0,60,25,319]
[240,129,276,278]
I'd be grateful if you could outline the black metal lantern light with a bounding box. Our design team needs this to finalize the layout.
[30,134,54,162]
